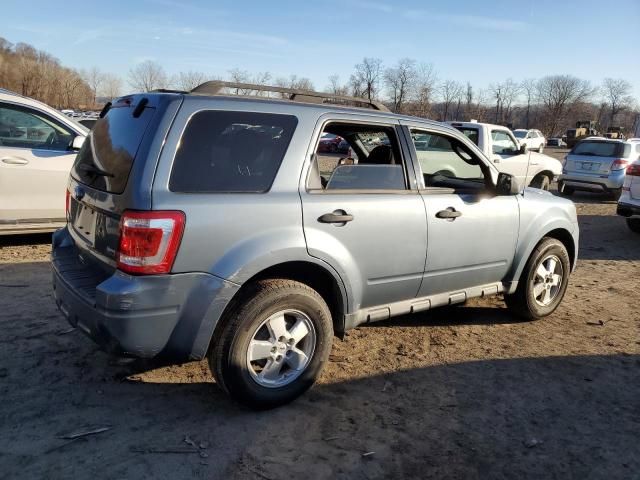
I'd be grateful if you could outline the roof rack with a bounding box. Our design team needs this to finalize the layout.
[189,81,390,112]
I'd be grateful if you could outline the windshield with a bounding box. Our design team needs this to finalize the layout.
[571,141,629,157]
[513,130,527,138]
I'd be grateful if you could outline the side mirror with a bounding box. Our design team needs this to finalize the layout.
[70,135,86,151]
[496,172,520,195]
[519,143,527,154]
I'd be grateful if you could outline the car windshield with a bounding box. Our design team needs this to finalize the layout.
[513,131,527,138]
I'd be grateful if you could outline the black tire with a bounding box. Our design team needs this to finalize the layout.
[608,188,622,200]
[505,237,571,320]
[558,182,574,196]
[531,174,551,191]
[209,279,333,410]
[627,218,640,233]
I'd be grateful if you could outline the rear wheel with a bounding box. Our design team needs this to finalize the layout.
[558,182,574,196]
[505,237,571,320]
[609,188,622,200]
[627,218,640,233]
[209,279,333,409]
[531,174,551,191]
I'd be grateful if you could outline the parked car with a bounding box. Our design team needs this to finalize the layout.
[547,137,567,148]
[513,129,546,152]
[52,82,579,409]
[558,138,640,198]
[317,133,344,153]
[0,89,88,235]
[616,159,640,232]
[448,121,562,190]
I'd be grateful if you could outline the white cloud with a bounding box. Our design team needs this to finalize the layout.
[405,10,526,32]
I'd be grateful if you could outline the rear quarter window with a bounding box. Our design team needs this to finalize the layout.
[169,111,298,193]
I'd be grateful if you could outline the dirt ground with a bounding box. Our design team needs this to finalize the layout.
[1,152,639,479]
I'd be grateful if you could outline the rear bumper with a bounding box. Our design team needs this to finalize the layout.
[617,201,640,217]
[559,171,625,192]
[51,227,239,360]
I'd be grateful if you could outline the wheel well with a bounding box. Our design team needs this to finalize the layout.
[241,261,345,334]
[534,170,554,181]
[545,228,576,269]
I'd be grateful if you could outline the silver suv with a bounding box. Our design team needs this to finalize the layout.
[559,137,640,198]
[51,82,579,408]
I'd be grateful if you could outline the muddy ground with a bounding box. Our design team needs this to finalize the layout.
[0,153,638,479]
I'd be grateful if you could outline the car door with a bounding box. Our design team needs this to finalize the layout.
[0,102,79,225]
[402,123,519,296]
[489,129,533,185]
[300,116,427,311]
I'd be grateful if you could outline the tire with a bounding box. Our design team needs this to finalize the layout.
[209,279,333,410]
[505,237,571,320]
[627,218,640,233]
[531,174,550,191]
[609,188,622,200]
[558,182,574,196]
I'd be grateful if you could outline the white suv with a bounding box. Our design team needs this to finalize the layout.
[513,129,546,153]
[0,89,87,234]
[617,157,640,232]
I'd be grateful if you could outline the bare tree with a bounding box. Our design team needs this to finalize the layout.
[384,58,416,113]
[413,62,438,118]
[490,79,520,125]
[227,68,271,94]
[438,79,463,121]
[326,74,349,96]
[352,57,383,100]
[521,78,537,128]
[173,70,208,91]
[536,75,593,136]
[100,73,123,101]
[81,66,102,107]
[602,78,633,125]
[128,60,167,92]
[275,74,314,91]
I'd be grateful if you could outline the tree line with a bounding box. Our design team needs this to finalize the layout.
[0,36,637,137]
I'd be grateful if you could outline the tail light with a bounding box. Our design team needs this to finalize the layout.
[116,210,185,275]
[611,159,629,171]
[626,163,640,176]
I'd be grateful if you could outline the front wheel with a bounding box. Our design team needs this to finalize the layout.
[505,237,571,320]
[209,279,333,409]
[627,218,640,233]
[531,174,551,191]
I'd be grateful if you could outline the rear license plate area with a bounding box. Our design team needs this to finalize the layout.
[71,201,97,244]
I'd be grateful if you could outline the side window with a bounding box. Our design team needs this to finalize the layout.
[169,111,298,193]
[0,103,74,151]
[309,123,406,191]
[491,130,519,155]
[409,129,486,191]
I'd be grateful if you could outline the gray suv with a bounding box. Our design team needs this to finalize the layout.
[51,82,579,409]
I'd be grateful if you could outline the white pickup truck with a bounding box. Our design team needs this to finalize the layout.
[447,121,562,190]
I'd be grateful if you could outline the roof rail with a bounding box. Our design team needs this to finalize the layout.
[189,81,390,112]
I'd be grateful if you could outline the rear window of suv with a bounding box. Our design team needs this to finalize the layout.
[572,141,630,158]
[169,111,297,193]
[71,104,155,194]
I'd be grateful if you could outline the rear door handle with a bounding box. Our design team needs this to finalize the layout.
[318,210,354,224]
[1,156,29,165]
[435,207,462,220]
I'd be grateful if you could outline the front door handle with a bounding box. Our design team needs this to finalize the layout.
[1,156,29,165]
[492,157,500,163]
[318,210,354,224]
[436,207,462,220]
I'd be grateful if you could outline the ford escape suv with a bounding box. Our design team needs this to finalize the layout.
[559,137,640,198]
[52,82,579,409]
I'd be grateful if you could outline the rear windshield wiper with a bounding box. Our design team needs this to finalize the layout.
[77,164,114,178]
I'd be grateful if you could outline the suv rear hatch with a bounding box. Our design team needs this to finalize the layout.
[565,140,631,174]
[67,94,179,271]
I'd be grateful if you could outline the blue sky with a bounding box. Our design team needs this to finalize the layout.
[3,0,639,99]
